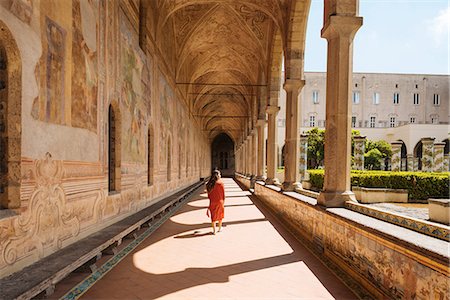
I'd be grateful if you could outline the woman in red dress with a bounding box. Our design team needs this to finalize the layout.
[206,170,225,234]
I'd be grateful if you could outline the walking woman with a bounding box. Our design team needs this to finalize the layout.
[206,170,225,234]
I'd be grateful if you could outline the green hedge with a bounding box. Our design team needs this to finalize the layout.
[307,170,450,201]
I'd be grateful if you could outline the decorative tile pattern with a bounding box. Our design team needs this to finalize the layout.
[346,202,449,242]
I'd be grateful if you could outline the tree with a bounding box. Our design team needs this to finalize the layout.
[364,148,383,170]
[306,128,325,169]
[366,140,392,159]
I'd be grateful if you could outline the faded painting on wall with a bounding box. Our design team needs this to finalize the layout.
[71,0,98,132]
[32,17,66,125]
[158,71,174,166]
[119,10,150,163]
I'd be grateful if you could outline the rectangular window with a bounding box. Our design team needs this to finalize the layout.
[309,115,316,127]
[433,94,440,106]
[373,92,380,105]
[389,117,396,128]
[352,91,360,104]
[312,90,319,104]
[413,93,420,105]
[393,93,399,104]
[410,117,416,124]
[352,116,357,127]
[370,117,376,128]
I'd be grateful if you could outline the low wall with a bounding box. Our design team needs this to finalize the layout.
[236,175,449,299]
[429,199,450,225]
[353,187,409,203]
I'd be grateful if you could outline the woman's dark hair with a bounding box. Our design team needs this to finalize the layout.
[206,170,220,192]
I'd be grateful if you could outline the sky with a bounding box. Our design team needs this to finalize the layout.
[304,0,450,75]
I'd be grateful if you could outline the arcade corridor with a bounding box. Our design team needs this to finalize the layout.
[58,178,356,299]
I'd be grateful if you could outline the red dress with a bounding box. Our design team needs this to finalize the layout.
[207,180,225,222]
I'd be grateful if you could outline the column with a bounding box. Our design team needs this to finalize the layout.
[433,142,445,172]
[317,5,362,207]
[407,154,414,171]
[390,141,403,172]
[251,129,258,176]
[353,136,366,170]
[299,134,308,181]
[265,106,280,185]
[421,137,435,172]
[444,154,449,172]
[282,79,305,191]
[256,120,266,180]
[413,158,419,171]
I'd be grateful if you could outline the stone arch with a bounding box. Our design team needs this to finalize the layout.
[443,138,449,155]
[413,140,423,171]
[167,136,172,181]
[147,124,154,186]
[108,101,121,193]
[397,139,407,171]
[0,21,22,209]
[211,133,235,177]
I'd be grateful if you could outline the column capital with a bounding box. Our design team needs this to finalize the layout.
[390,141,403,147]
[256,119,266,127]
[421,137,436,144]
[353,135,366,141]
[266,105,280,114]
[434,142,446,148]
[283,79,305,93]
[321,15,363,41]
[300,133,309,141]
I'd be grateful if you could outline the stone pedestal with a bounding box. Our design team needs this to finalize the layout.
[317,13,362,207]
[265,105,281,186]
[282,79,305,191]
[433,142,445,172]
[421,137,435,172]
[299,134,308,181]
[390,141,403,172]
[407,154,414,171]
[353,136,366,170]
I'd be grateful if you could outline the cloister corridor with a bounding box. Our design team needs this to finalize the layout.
[54,178,356,299]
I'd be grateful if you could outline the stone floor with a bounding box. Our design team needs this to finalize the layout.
[59,178,357,299]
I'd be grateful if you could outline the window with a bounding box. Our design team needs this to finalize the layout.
[393,93,399,104]
[395,84,398,88]
[108,104,121,192]
[309,115,316,127]
[147,126,154,185]
[352,116,357,127]
[312,90,319,104]
[415,84,418,89]
[413,93,420,105]
[410,117,416,124]
[373,92,380,105]
[370,116,376,128]
[433,94,440,106]
[389,117,396,128]
[352,91,360,104]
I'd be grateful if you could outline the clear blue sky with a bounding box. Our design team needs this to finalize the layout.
[304,0,450,75]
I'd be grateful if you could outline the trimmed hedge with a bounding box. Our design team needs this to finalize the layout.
[307,170,450,201]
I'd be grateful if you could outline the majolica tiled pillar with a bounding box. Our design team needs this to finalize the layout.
[317,7,362,207]
[407,154,414,171]
[282,79,305,191]
[444,154,449,172]
[256,120,266,181]
[421,137,435,172]
[433,142,445,172]
[390,141,403,172]
[413,158,419,171]
[299,134,308,181]
[265,106,280,185]
[353,136,366,170]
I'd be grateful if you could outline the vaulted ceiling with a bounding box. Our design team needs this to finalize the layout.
[150,0,310,143]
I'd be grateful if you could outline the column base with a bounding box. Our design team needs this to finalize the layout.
[282,181,302,192]
[265,177,281,186]
[317,190,357,208]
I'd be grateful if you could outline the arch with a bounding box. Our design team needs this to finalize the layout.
[0,21,22,209]
[397,139,407,171]
[147,124,154,186]
[413,141,423,171]
[167,136,172,181]
[443,138,449,155]
[108,102,121,192]
[211,133,235,177]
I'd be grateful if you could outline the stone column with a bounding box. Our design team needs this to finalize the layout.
[299,134,308,181]
[317,10,362,207]
[413,158,419,171]
[407,154,414,171]
[256,120,266,180]
[243,139,248,176]
[444,154,449,172]
[265,106,280,185]
[390,141,403,172]
[282,79,305,191]
[251,129,258,176]
[421,137,435,172]
[353,136,366,170]
[433,142,445,172]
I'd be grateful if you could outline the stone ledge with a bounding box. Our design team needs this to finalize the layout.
[353,186,408,203]
[429,199,450,225]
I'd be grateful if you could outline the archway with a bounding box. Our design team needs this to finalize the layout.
[211,133,235,177]
[413,141,423,171]
[398,140,407,171]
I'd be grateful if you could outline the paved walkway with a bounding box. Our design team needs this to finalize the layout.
[79,178,357,299]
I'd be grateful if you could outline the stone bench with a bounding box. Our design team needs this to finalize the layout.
[352,187,408,203]
[428,199,450,225]
[0,182,204,300]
